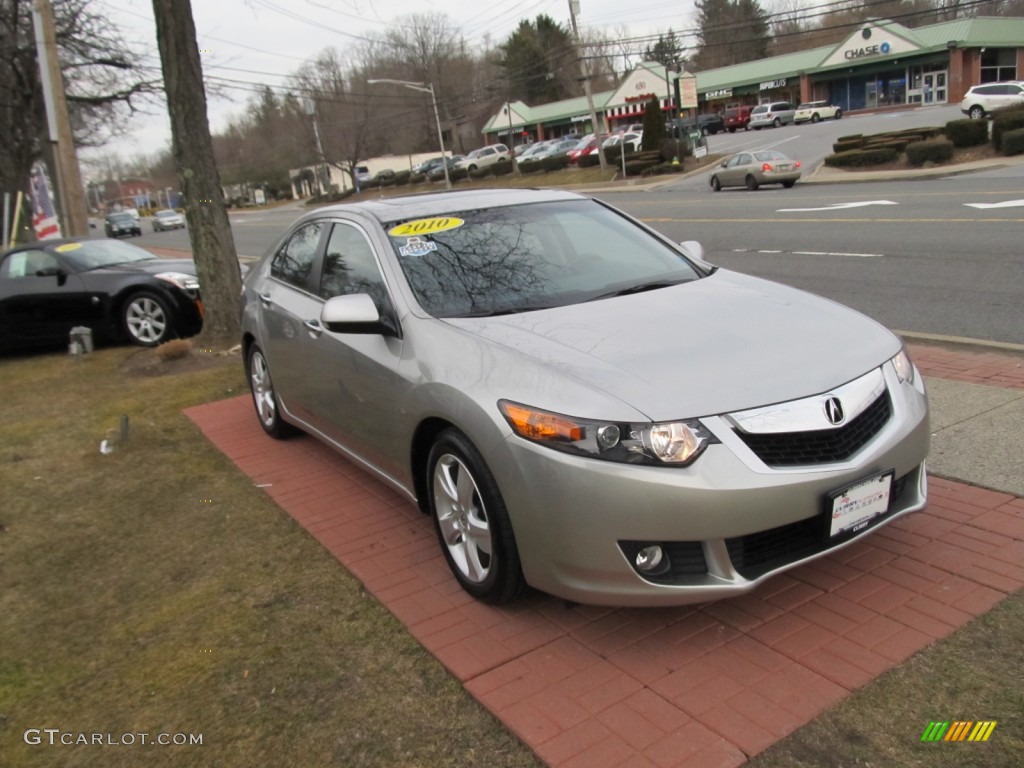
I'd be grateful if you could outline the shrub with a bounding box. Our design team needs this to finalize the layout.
[394,170,411,186]
[1000,127,1024,156]
[823,147,899,167]
[448,167,468,182]
[468,167,491,180]
[541,154,570,172]
[623,159,660,176]
[518,159,543,174]
[905,138,954,166]
[836,133,863,143]
[578,153,601,168]
[491,161,513,176]
[992,110,1024,151]
[640,162,683,176]
[659,138,690,162]
[945,119,988,147]
[865,138,913,153]
[155,339,192,362]
[832,140,862,154]
[409,173,427,185]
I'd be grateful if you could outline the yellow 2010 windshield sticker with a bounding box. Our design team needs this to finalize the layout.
[388,217,464,238]
[54,242,83,252]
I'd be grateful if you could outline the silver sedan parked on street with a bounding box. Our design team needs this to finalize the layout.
[241,189,929,606]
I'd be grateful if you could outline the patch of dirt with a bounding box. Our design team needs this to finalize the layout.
[121,344,241,377]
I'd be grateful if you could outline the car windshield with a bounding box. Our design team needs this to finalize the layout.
[56,239,157,270]
[751,106,767,114]
[156,210,178,218]
[386,200,701,318]
[108,213,133,223]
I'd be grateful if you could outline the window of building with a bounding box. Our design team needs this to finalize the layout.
[980,48,1017,83]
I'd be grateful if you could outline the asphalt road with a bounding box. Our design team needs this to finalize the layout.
[131,105,1024,345]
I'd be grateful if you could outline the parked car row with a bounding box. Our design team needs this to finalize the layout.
[721,101,842,131]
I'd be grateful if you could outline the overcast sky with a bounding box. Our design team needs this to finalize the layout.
[94,0,694,163]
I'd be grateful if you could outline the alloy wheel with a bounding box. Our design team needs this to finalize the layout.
[433,453,492,584]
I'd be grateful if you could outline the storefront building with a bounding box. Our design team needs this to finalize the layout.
[482,17,1024,145]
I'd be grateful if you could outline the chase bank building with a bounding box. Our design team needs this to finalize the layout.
[696,16,1024,113]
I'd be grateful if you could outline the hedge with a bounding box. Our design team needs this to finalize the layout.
[1001,127,1024,156]
[640,162,684,176]
[623,159,661,176]
[409,173,427,185]
[491,162,513,176]
[394,170,411,186]
[517,159,544,174]
[864,138,914,153]
[836,134,863,142]
[832,140,863,154]
[823,147,899,167]
[945,119,988,147]
[905,138,954,166]
[993,111,1024,152]
[541,155,570,172]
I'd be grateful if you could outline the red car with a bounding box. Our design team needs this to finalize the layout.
[568,136,597,163]
[724,105,754,133]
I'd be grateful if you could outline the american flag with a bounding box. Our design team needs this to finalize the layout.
[29,161,62,240]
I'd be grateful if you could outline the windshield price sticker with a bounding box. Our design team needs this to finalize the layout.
[399,237,438,258]
[829,471,892,537]
[388,217,464,238]
[54,243,83,252]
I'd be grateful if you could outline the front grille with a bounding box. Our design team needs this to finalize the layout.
[726,473,909,580]
[734,392,892,467]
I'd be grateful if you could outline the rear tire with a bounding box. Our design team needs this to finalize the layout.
[247,344,296,439]
[835,109,842,119]
[811,113,819,124]
[710,175,722,192]
[969,105,984,120]
[745,175,759,191]
[427,428,525,604]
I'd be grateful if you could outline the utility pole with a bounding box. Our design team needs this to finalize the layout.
[506,102,521,176]
[32,0,89,236]
[568,0,607,172]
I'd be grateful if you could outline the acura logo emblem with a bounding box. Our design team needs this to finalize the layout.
[824,397,845,426]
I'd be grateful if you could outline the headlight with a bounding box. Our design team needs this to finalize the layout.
[891,347,916,385]
[498,400,716,467]
[155,271,200,293]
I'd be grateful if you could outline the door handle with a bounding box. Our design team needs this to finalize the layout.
[258,292,273,307]
[303,319,323,336]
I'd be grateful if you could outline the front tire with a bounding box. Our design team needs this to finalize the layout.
[745,174,759,191]
[835,109,842,119]
[773,118,781,128]
[123,291,173,346]
[427,429,525,604]
[811,113,820,123]
[247,344,296,439]
[710,175,722,192]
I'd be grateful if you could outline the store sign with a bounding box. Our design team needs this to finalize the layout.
[625,93,657,103]
[759,78,788,91]
[570,114,589,122]
[705,88,733,99]
[844,41,892,59]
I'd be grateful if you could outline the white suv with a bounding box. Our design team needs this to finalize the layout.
[456,144,510,172]
[960,81,1024,119]
[748,101,796,129]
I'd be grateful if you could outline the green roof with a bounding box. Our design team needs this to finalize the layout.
[482,91,614,133]
[694,46,833,93]
[914,16,1024,47]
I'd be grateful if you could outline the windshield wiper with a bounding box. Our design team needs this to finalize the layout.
[585,279,686,302]
[446,303,558,318]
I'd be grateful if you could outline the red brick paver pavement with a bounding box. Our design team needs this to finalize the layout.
[185,344,1024,767]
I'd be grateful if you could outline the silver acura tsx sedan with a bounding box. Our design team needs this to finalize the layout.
[241,189,929,607]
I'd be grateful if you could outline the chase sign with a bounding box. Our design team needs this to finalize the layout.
[845,41,892,59]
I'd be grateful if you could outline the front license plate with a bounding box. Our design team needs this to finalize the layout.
[828,471,893,538]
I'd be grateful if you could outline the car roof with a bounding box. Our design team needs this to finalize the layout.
[1,236,106,258]
[307,188,587,225]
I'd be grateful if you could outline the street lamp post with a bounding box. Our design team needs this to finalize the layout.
[367,78,451,190]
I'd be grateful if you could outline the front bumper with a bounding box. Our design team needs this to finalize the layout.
[486,364,929,606]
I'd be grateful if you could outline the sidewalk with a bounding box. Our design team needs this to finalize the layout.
[186,339,1023,768]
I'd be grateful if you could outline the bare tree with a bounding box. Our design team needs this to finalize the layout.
[0,0,158,215]
[151,0,241,349]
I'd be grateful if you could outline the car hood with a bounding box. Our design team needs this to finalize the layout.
[442,270,900,420]
[88,258,197,277]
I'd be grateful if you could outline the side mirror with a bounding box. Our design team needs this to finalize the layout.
[720,161,728,168]
[678,240,716,271]
[321,293,399,337]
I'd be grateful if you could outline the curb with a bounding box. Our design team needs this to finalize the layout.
[898,329,1024,356]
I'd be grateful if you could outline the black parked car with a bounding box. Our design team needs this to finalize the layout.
[0,237,203,351]
[104,212,141,238]
[670,114,725,137]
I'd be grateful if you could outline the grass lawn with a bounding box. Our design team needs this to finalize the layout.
[2,342,1021,767]
[0,346,540,767]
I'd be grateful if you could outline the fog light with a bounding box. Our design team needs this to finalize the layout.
[596,424,620,450]
[635,545,664,572]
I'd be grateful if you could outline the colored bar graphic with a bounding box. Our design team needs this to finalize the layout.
[921,720,997,742]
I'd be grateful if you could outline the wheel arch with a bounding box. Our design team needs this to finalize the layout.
[411,416,458,514]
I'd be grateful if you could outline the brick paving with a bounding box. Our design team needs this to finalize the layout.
[185,345,1024,767]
